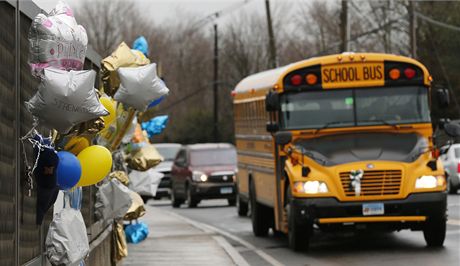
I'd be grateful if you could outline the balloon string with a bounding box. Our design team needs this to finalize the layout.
[19,127,57,196]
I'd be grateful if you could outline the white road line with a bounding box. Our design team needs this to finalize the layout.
[447,219,460,226]
[168,211,285,266]
[214,236,250,266]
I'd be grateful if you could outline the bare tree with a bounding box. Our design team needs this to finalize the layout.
[75,0,155,56]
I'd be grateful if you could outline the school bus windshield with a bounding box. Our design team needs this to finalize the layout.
[280,86,431,130]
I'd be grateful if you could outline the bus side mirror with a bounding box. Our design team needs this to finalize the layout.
[265,91,280,112]
[266,122,279,133]
[436,88,450,108]
[444,120,460,138]
[275,131,292,146]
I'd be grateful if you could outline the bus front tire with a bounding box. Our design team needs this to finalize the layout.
[250,180,270,236]
[423,216,446,247]
[237,194,248,216]
[287,189,312,251]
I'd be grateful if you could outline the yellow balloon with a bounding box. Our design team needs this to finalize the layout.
[64,136,90,155]
[76,145,112,187]
[100,97,116,129]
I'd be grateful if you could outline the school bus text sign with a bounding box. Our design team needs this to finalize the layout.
[321,62,384,89]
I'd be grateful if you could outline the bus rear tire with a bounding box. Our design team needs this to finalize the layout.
[237,194,248,216]
[250,180,270,236]
[287,189,311,251]
[423,216,446,247]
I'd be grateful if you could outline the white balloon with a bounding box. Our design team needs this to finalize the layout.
[114,63,169,111]
[26,68,108,133]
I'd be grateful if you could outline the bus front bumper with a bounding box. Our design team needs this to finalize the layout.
[291,192,446,226]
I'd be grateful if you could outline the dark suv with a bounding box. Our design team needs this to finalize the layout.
[171,143,237,208]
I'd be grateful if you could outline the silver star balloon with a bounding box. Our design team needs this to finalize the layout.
[114,63,169,111]
[26,68,108,133]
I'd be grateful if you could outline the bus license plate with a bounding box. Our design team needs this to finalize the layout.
[362,203,384,216]
[220,187,233,194]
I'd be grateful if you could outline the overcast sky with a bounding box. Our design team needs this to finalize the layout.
[31,0,273,25]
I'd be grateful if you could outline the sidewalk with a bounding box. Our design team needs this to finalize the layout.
[122,204,241,266]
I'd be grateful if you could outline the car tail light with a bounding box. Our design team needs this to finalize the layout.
[457,162,460,173]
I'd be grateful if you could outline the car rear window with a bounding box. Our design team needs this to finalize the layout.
[455,148,460,158]
[190,148,237,166]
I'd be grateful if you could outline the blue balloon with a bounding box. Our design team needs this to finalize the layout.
[147,95,165,109]
[133,36,149,56]
[56,151,82,190]
[141,115,169,138]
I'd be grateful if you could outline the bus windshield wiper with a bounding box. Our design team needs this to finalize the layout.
[359,119,400,129]
[314,120,354,134]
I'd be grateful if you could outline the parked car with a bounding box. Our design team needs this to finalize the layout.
[440,143,460,194]
[151,143,182,199]
[170,143,237,208]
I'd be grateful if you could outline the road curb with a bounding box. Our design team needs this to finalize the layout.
[164,210,251,266]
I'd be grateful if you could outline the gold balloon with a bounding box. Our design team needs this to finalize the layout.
[100,97,116,129]
[64,136,90,155]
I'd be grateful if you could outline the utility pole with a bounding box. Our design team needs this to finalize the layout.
[213,24,219,142]
[265,0,278,68]
[340,0,350,52]
[409,0,417,58]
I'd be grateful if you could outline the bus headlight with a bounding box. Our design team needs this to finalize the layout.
[294,181,328,194]
[192,171,208,182]
[415,175,445,189]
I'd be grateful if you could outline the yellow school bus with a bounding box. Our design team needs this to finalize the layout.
[232,53,456,251]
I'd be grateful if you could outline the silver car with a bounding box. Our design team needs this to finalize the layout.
[152,143,182,199]
[440,143,460,194]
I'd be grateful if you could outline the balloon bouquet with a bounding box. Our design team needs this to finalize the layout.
[22,1,170,263]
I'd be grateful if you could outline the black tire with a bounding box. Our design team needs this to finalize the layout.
[237,194,248,216]
[448,178,458,194]
[228,198,237,206]
[171,184,183,208]
[250,179,270,236]
[423,216,446,247]
[140,195,151,203]
[187,185,199,208]
[287,188,312,251]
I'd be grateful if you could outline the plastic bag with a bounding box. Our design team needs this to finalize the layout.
[26,68,108,133]
[95,179,133,221]
[114,63,169,111]
[29,1,88,77]
[46,208,89,266]
[128,168,164,197]
[125,221,149,244]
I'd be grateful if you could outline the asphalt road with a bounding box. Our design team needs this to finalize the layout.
[150,194,460,266]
